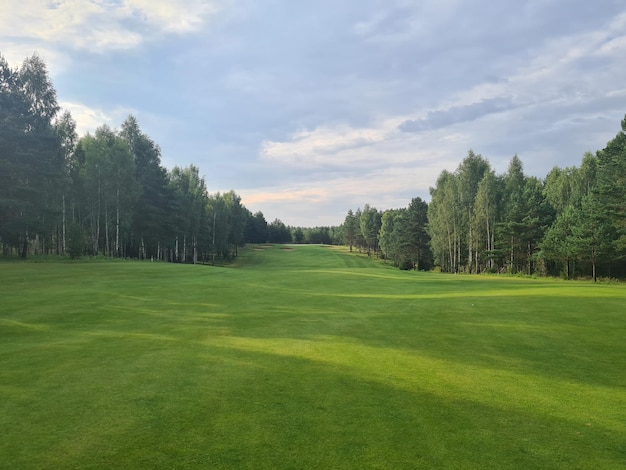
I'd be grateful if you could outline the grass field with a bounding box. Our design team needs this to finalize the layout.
[1,245,625,469]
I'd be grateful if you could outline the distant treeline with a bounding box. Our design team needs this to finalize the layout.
[2,53,625,279]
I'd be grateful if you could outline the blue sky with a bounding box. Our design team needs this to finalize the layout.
[3,1,626,226]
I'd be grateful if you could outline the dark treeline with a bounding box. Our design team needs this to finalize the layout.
[341,122,626,280]
[0,53,280,262]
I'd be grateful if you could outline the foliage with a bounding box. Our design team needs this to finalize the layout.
[0,54,254,263]
[66,222,85,259]
[359,204,382,255]
[0,53,63,257]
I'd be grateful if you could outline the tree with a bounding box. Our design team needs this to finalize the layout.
[66,222,85,260]
[499,155,527,273]
[456,150,491,272]
[573,194,613,281]
[359,204,381,255]
[343,209,358,251]
[544,166,575,215]
[18,54,59,130]
[224,190,246,257]
[473,170,499,271]
[80,126,138,256]
[169,165,208,263]
[120,115,173,259]
[402,197,431,270]
[520,177,554,275]
[428,170,461,272]
[268,219,291,243]
[207,193,230,262]
[244,211,268,244]
[540,206,578,279]
[596,117,626,260]
[53,110,78,255]
[379,209,399,263]
[293,227,305,243]
[0,53,63,257]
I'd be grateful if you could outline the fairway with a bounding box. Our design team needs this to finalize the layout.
[1,245,625,469]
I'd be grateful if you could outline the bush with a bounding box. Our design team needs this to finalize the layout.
[398,258,414,270]
[67,223,85,260]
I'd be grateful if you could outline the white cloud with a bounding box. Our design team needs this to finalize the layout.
[122,0,221,33]
[59,100,138,136]
[0,43,70,75]
[252,6,626,226]
[0,0,222,62]
[260,123,392,167]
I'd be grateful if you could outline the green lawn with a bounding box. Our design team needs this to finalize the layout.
[1,245,625,469]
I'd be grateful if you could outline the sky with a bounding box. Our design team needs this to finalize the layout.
[2,1,626,227]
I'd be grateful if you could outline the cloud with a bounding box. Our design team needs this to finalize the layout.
[260,123,391,167]
[243,187,330,206]
[122,0,221,33]
[399,98,513,133]
[0,0,222,59]
[58,101,138,136]
[5,0,626,229]
[0,43,70,76]
[238,158,451,227]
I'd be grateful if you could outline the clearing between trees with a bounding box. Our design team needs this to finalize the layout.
[1,245,624,469]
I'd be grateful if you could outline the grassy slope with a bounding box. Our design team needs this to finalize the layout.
[0,245,624,469]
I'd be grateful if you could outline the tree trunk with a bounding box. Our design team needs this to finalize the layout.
[468,224,472,274]
[486,218,492,269]
[62,195,66,255]
[489,230,496,268]
[105,203,110,257]
[212,211,216,265]
[592,248,597,282]
[93,203,100,256]
[21,233,28,259]
[115,187,120,257]
[446,224,453,273]
[475,246,479,274]
[510,235,514,274]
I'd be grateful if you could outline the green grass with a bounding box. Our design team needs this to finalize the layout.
[1,245,625,469]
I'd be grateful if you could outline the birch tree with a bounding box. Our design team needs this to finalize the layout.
[120,115,172,259]
[169,165,208,263]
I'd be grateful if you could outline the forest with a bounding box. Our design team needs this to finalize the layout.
[344,140,626,280]
[0,53,293,263]
[1,53,625,279]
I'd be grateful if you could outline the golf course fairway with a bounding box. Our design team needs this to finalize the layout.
[1,245,625,469]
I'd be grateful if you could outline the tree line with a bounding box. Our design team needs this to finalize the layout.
[0,53,292,262]
[340,123,626,280]
[3,53,625,278]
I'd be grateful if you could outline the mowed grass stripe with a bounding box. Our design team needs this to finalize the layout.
[0,245,625,469]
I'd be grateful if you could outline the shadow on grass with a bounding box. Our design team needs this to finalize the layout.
[2,334,623,469]
[201,290,626,392]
